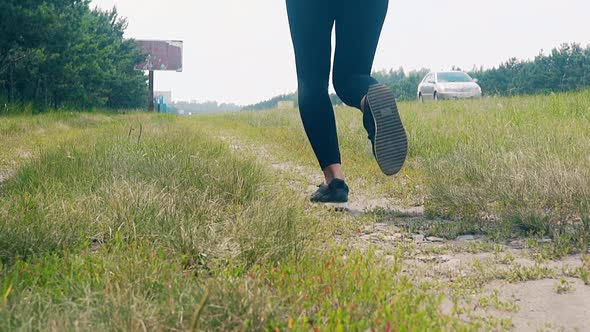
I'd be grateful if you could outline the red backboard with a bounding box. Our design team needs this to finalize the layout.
[135,40,183,72]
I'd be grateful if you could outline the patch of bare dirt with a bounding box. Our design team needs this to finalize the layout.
[488,278,590,331]
[0,169,15,185]
[346,196,425,216]
[336,219,589,331]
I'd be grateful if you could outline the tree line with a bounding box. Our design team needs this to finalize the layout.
[375,43,590,100]
[0,0,147,113]
[242,94,295,111]
[244,43,590,110]
[471,43,590,96]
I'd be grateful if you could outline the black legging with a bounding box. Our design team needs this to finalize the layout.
[286,0,388,170]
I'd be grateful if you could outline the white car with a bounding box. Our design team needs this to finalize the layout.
[417,71,482,101]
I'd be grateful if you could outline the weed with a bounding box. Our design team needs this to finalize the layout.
[477,290,519,313]
[500,264,556,283]
[554,278,574,294]
[579,255,590,285]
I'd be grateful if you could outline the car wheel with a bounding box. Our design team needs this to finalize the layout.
[418,94,424,103]
[434,92,439,101]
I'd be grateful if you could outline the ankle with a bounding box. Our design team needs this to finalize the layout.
[360,95,368,112]
[323,164,345,184]
[324,176,345,185]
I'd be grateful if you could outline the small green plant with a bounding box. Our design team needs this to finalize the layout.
[501,264,556,283]
[579,255,590,285]
[554,278,574,294]
[477,290,519,312]
[496,252,516,265]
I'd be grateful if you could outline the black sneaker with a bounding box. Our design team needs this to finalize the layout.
[310,179,349,203]
[363,84,408,176]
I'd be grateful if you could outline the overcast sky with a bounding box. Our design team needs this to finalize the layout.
[91,0,590,105]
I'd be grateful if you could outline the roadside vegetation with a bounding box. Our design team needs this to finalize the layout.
[1,90,589,330]
[0,1,147,112]
[0,113,481,331]
[200,89,590,253]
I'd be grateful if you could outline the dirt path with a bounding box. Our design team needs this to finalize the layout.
[490,278,590,331]
[218,132,590,331]
[352,219,589,331]
[0,170,15,188]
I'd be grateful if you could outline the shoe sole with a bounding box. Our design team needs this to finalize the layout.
[366,84,408,176]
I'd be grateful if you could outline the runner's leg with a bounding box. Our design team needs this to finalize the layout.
[332,0,388,109]
[286,0,342,172]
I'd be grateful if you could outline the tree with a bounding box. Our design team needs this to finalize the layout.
[468,43,590,97]
[0,0,147,112]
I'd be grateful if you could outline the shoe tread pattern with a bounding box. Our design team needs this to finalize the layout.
[366,84,408,176]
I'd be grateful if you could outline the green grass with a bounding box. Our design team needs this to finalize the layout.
[0,112,482,331]
[197,90,590,247]
[2,90,589,330]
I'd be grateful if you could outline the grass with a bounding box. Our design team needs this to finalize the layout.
[197,90,590,249]
[1,90,590,330]
[554,278,575,294]
[0,112,482,331]
[1,115,309,266]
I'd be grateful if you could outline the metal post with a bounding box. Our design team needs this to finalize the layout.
[148,70,154,112]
